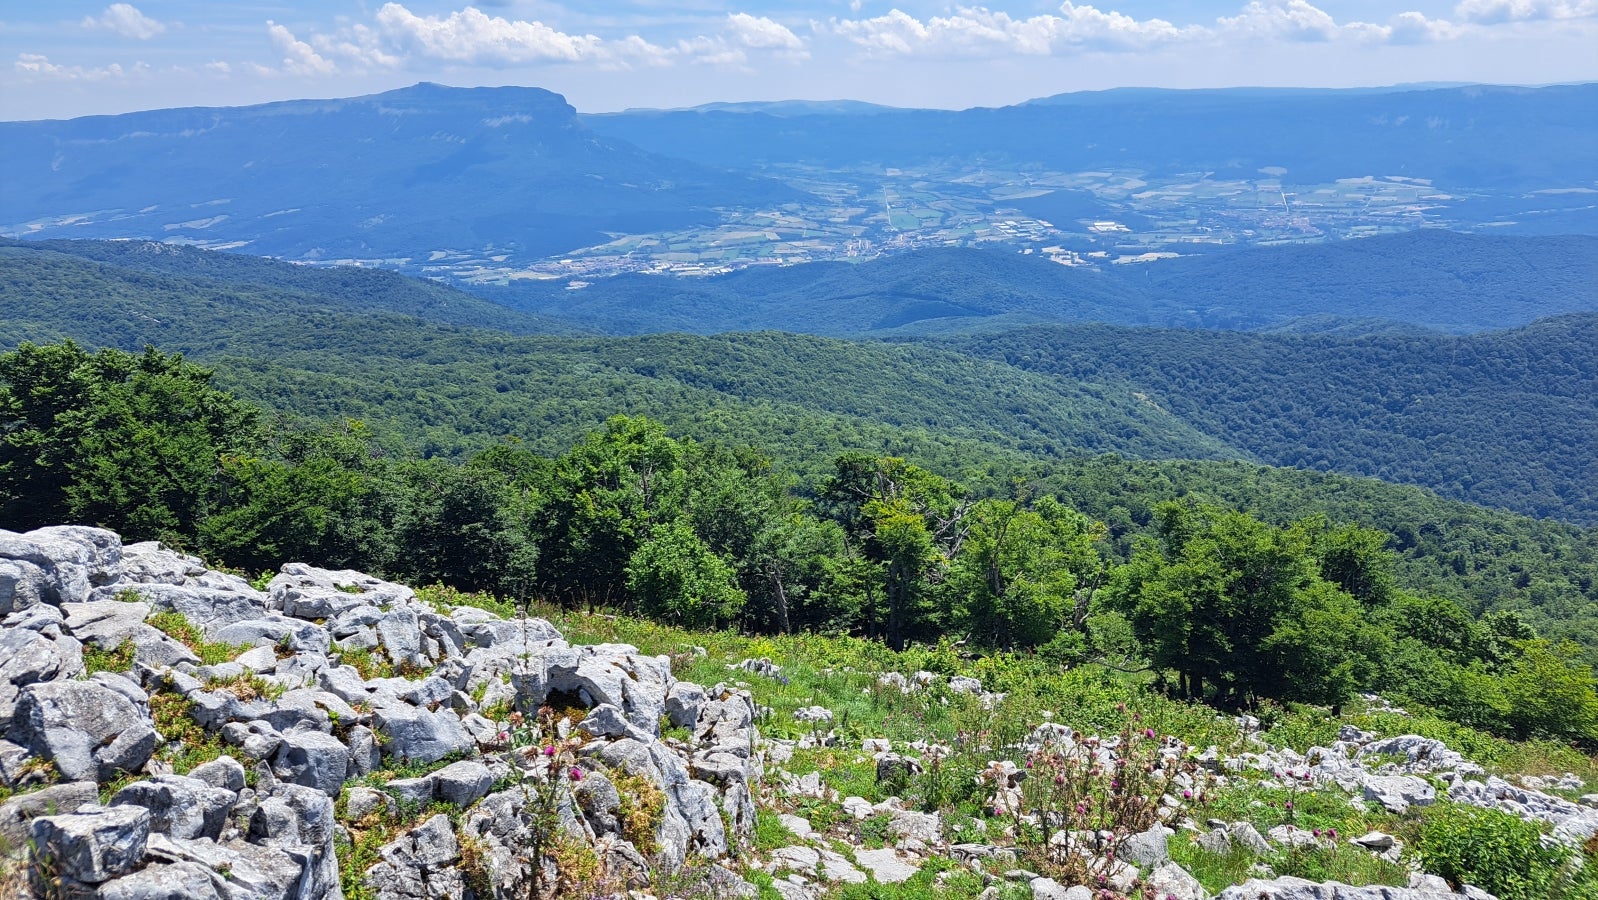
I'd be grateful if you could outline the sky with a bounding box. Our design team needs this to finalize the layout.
[2,1,1595,120]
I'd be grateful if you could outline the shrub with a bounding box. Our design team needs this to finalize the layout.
[1416,804,1568,900]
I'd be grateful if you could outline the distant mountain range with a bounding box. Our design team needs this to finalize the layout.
[0,83,800,262]
[5,82,1595,278]
[586,83,1598,192]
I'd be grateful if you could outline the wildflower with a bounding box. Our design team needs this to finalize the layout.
[1145,728,1156,739]
[1285,801,1294,810]
[1182,789,1192,800]
[497,731,509,742]
[570,767,584,782]
[543,745,555,757]
[1327,828,1337,839]
[1055,774,1064,785]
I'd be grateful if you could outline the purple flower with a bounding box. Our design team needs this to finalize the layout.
[543,745,555,757]
[570,767,584,782]
[1182,789,1192,800]
[1144,728,1156,739]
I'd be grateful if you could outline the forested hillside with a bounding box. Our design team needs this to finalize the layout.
[0,239,581,341]
[939,317,1598,524]
[1,238,1593,662]
[5,340,1597,749]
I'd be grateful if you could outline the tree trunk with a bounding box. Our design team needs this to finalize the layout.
[768,560,792,635]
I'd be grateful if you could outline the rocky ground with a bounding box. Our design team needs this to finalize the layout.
[2,525,1594,899]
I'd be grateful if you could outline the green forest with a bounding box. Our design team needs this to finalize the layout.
[3,237,1597,753]
[4,339,1597,748]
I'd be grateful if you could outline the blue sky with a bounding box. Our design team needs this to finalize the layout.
[3,1,1594,120]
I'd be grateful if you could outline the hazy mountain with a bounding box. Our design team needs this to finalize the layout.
[0,83,803,262]
[586,83,1598,199]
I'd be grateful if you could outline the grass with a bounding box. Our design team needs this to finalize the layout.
[753,809,798,851]
[338,646,394,681]
[82,638,136,675]
[341,589,1598,896]
[147,611,252,665]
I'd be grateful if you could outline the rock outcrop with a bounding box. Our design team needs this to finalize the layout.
[0,526,761,898]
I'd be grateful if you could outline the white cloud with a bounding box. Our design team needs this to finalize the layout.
[673,35,749,68]
[1386,11,1460,42]
[14,53,129,81]
[372,3,603,65]
[828,8,1077,57]
[726,13,806,52]
[1216,1,1383,42]
[82,4,166,41]
[823,2,1489,57]
[1055,3,1196,48]
[605,35,676,68]
[1453,0,1598,22]
[267,21,336,76]
[311,24,402,70]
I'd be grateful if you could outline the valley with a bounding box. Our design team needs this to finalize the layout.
[3,70,1598,900]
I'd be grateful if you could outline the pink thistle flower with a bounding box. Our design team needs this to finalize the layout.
[570,767,584,782]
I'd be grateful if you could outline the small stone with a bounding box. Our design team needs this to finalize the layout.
[1352,830,1395,851]
[855,848,917,884]
[188,755,247,794]
[432,759,494,807]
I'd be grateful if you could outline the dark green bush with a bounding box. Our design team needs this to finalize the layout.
[1416,805,1568,900]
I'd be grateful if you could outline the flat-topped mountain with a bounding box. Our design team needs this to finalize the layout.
[0,83,801,263]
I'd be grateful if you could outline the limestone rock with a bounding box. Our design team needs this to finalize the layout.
[855,848,918,883]
[31,805,151,884]
[433,759,494,808]
[1119,823,1172,869]
[271,728,350,796]
[0,781,99,848]
[11,678,157,782]
[110,775,234,841]
[1363,775,1436,814]
[96,861,223,900]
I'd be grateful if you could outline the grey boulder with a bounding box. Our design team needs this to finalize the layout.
[10,678,157,782]
[30,805,151,884]
[272,729,350,796]
[111,775,235,841]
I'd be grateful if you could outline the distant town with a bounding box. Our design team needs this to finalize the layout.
[388,162,1460,286]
